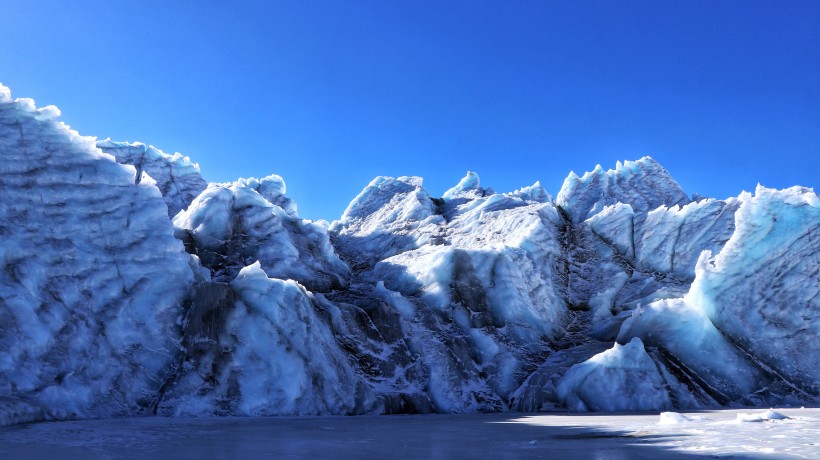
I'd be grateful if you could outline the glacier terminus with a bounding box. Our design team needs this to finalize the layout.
[0,83,818,427]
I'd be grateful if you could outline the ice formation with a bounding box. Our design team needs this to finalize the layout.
[96,139,207,217]
[735,409,790,422]
[0,84,193,425]
[555,338,686,412]
[173,178,349,291]
[157,262,372,416]
[556,157,691,222]
[1,83,817,426]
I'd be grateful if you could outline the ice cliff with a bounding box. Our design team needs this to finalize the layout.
[1,84,817,426]
[0,85,193,425]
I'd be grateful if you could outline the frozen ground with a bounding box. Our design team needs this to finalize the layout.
[0,408,816,459]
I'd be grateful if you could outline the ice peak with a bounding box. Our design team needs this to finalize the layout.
[336,175,433,225]
[443,171,483,199]
[509,181,552,203]
[96,139,208,217]
[235,261,268,281]
[227,174,298,217]
[557,157,690,222]
[0,83,10,102]
[236,174,287,198]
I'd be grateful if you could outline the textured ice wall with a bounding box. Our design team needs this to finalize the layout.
[97,139,207,217]
[334,173,569,412]
[560,190,739,342]
[688,186,819,396]
[158,263,373,416]
[612,185,820,406]
[0,84,193,425]
[375,186,568,343]
[2,81,816,421]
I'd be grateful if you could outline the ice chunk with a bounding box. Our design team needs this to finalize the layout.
[658,412,706,425]
[158,263,374,416]
[507,181,552,203]
[235,174,298,217]
[443,171,485,199]
[736,410,790,422]
[586,202,636,257]
[556,338,684,412]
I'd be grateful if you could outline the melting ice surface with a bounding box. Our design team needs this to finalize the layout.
[1,79,818,449]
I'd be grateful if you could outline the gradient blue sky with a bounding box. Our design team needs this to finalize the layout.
[2,1,818,219]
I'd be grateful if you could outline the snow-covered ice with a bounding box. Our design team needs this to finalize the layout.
[556,157,691,222]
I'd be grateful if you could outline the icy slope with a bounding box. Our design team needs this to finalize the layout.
[0,85,193,425]
[97,139,207,217]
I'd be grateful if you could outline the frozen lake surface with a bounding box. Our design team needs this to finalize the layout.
[1,408,817,459]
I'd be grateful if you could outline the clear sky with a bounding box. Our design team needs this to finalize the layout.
[1,1,818,220]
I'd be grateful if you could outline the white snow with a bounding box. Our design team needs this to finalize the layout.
[658,412,706,425]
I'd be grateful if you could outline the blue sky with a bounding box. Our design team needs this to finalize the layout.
[2,1,818,220]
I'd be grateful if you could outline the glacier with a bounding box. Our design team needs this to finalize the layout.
[0,83,817,426]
